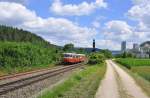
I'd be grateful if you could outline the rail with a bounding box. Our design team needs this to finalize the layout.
[0,63,84,95]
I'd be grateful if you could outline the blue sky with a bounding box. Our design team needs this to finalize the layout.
[0,0,149,50]
[26,0,132,25]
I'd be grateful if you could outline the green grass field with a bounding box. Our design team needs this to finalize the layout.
[115,58,150,82]
[38,64,106,98]
[116,58,150,66]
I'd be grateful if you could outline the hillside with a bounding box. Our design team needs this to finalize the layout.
[0,25,56,48]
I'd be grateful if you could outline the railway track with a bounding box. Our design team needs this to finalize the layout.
[0,66,62,81]
[0,63,84,95]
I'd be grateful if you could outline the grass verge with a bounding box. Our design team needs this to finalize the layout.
[38,64,106,98]
[113,61,150,97]
[115,58,150,82]
[131,66,150,81]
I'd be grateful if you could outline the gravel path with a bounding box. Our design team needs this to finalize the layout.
[95,60,149,98]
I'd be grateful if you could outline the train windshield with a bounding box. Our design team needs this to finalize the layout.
[64,54,72,57]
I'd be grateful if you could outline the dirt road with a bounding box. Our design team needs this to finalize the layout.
[95,60,149,98]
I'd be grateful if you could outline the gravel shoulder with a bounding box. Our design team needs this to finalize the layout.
[95,60,149,98]
[0,67,79,98]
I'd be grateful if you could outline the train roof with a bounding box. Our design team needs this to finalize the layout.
[63,53,85,56]
[76,54,85,56]
[63,53,76,55]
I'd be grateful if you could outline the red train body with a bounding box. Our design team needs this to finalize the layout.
[63,53,86,64]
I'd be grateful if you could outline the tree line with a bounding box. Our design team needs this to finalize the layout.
[0,25,56,48]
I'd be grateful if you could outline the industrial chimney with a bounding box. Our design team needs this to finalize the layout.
[92,39,96,52]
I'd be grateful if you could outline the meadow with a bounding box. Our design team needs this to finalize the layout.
[115,58,150,82]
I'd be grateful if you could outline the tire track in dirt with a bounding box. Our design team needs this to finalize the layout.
[95,60,149,98]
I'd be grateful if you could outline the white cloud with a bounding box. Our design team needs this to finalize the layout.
[92,21,100,28]
[0,0,27,4]
[104,20,133,41]
[126,0,150,44]
[0,2,97,47]
[1,1,149,50]
[101,20,149,50]
[50,0,107,16]
[22,17,97,46]
[102,19,150,50]
[0,2,37,25]
[96,39,120,50]
[127,0,150,30]
[132,0,149,5]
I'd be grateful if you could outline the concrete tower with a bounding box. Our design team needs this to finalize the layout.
[121,41,126,52]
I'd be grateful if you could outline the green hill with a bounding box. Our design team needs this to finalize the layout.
[0,25,61,74]
[0,25,56,48]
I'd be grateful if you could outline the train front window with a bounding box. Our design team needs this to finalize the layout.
[64,54,72,57]
[64,54,68,57]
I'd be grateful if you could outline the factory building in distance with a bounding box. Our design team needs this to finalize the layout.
[112,41,150,58]
[126,41,150,58]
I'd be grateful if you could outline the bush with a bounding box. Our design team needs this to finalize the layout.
[88,53,105,64]
[0,42,60,68]
[100,49,112,58]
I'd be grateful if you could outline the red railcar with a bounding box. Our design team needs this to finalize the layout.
[63,53,86,64]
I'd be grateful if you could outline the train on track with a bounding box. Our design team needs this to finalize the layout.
[63,53,86,64]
